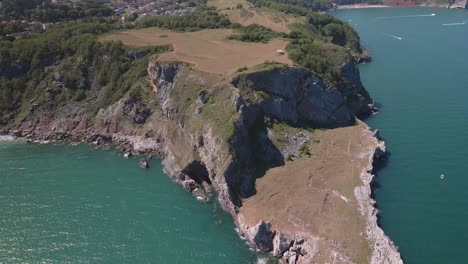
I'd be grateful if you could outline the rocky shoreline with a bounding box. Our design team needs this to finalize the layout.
[354,125,403,264]
[231,122,404,264]
[1,120,403,264]
[0,56,403,263]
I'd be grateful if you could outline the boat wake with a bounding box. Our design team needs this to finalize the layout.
[384,33,403,40]
[377,13,436,19]
[442,21,467,26]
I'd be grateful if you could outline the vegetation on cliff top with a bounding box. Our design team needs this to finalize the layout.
[0,0,363,126]
[248,0,332,12]
[135,7,231,32]
[0,20,170,124]
[228,23,282,42]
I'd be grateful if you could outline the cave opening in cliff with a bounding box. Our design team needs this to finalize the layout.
[181,161,212,185]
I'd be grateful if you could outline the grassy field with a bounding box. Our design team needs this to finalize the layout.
[208,0,304,33]
[239,122,375,263]
[100,28,292,75]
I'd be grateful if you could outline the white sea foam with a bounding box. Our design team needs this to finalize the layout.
[0,135,14,141]
[377,13,436,19]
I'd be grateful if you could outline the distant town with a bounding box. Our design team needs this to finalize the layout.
[0,0,196,37]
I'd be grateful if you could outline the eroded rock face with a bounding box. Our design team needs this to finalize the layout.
[262,96,298,124]
[227,104,283,201]
[181,160,211,184]
[147,62,182,105]
[273,233,293,257]
[2,60,400,263]
[251,221,276,251]
[123,96,151,124]
[232,67,373,127]
[339,58,374,116]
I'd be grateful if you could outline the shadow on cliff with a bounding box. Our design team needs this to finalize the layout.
[226,66,376,206]
[226,104,285,206]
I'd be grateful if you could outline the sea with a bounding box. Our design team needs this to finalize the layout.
[0,140,256,263]
[333,7,468,263]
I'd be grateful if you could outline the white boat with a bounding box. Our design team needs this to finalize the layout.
[440,174,445,180]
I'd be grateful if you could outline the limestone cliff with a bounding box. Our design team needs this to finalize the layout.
[2,57,401,263]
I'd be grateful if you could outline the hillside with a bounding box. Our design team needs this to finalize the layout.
[0,0,402,263]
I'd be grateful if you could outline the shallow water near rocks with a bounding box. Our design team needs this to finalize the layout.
[333,7,468,264]
[0,141,256,263]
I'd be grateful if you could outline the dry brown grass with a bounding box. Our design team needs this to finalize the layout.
[239,122,375,263]
[100,28,292,76]
[208,0,304,33]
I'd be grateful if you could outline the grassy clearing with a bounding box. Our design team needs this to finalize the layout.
[240,122,375,263]
[100,28,292,76]
[208,0,304,33]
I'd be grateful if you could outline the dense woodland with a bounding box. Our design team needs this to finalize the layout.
[248,0,332,12]
[0,20,169,121]
[134,7,231,31]
[229,24,283,42]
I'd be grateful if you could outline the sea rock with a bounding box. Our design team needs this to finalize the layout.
[139,159,149,169]
[182,179,198,192]
[373,145,386,160]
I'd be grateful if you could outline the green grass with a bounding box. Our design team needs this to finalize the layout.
[200,84,239,141]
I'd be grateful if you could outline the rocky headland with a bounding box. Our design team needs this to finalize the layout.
[0,50,403,262]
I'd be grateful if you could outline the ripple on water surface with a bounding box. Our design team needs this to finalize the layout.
[333,7,468,264]
[0,142,256,263]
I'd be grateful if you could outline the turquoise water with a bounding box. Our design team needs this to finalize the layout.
[0,140,256,263]
[333,7,468,263]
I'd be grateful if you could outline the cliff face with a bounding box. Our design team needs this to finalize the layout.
[2,57,400,263]
[232,65,373,128]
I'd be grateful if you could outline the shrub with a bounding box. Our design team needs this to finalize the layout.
[229,24,279,43]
